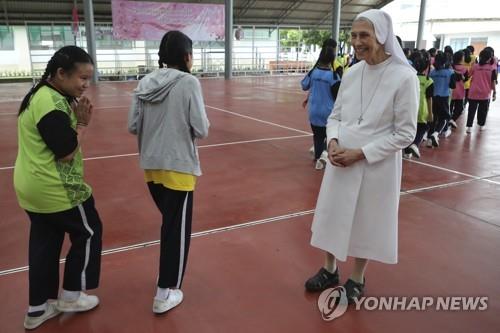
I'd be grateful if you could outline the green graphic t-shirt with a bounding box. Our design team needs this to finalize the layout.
[417,75,433,123]
[14,85,91,213]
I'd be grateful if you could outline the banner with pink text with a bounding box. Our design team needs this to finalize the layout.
[112,0,225,41]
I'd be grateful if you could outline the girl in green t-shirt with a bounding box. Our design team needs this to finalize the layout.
[14,46,102,330]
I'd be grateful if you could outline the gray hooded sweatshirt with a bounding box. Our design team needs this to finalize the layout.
[128,68,209,176]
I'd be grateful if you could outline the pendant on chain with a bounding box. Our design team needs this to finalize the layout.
[358,115,363,124]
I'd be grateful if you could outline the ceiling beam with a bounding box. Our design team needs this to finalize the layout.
[236,0,258,18]
[275,0,308,25]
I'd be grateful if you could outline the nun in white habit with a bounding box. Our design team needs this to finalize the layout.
[305,9,419,302]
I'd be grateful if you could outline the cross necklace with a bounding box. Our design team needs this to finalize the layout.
[358,60,391,124]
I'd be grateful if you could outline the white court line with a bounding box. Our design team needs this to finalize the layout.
[2,172,499,277]
[0,209,315,276]
[0,134,311,170]
[401,178,483,195]
[254,86,304,95]
[405,158,500,185]
[205,105,311,135]
[0,112,17,116]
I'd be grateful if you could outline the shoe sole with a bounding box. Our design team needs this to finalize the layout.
[305,280,339,292]
[347,292,364,305]
[56,301,99,312]
[153,299,183,314]
[24,309,61,330]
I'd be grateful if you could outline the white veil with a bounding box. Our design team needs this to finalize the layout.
[356,9,415,71]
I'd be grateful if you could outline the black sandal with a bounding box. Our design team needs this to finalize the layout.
[343,278,365,304]
[305,267,340,292]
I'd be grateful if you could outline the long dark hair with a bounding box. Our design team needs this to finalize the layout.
[478,49,492,66]
[410,50,430,75]
[483,46,495,65]
[452,51,464,67]
[433,51,448,70]
[18,46,93,115]
[307,38,337,76]
[158,30,193,73]
[463,48,472,63]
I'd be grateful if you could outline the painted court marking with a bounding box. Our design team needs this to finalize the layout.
[0,134,311,170]
[1,173,498,278]
[205,105,311,135]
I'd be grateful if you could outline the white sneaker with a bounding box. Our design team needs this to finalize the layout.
[408,144,421,159]
[153,289,184,314]
[479,126,485,131]
[320,150,328,161]
[24,303,61,330]
[466,127,472,133]
[444,127,452,138]
[309,145,315,159]
[426,138,433,148]
[449,119,457,129]
[430,132,439,147]
[315,159,326,170]
[57,292,99,312]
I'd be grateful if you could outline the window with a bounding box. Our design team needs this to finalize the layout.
[95,25,133,49]
[449,38,468,52]
[403,41,416,49]
[0,25,15,50]
[52,26,76,48]
[28,25,65,50]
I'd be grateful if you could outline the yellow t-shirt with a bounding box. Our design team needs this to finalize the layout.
[464,55,477,89]
[144,170,196,191]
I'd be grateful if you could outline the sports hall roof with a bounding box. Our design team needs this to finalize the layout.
[0,0,393,29]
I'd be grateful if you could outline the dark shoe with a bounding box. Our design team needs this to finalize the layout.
[430,132,439,147]
[343,278,365,304]
[305,267,339,292]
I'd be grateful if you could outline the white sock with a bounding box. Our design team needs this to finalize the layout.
[61,290,80,302]
[28,302,47,314]
[155,287,170,300]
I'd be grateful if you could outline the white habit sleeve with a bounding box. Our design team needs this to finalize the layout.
[361,74,419,164]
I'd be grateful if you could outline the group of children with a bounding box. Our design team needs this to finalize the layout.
[403,45,498,159]
[301,42,498,164]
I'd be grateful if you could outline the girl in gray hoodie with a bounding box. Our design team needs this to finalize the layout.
[128,31,209,314]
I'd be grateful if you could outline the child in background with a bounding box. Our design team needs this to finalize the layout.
[449,50,469,129]
[128,31,209,314]
[301,46,341,170]
[404,50,433,159]
[463,46,477,107]
[427,51,456,147]
[466,48,496,132]
[484,46,498,100]
[428,47,437,69]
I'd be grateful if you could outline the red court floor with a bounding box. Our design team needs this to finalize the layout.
[0,76,499,333]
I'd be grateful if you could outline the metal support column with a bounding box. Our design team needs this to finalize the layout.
[83,0,98,83]
[224,0,233,79]
[416,0,427,49]
[331,0,341,42]
[276,26,280,73]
